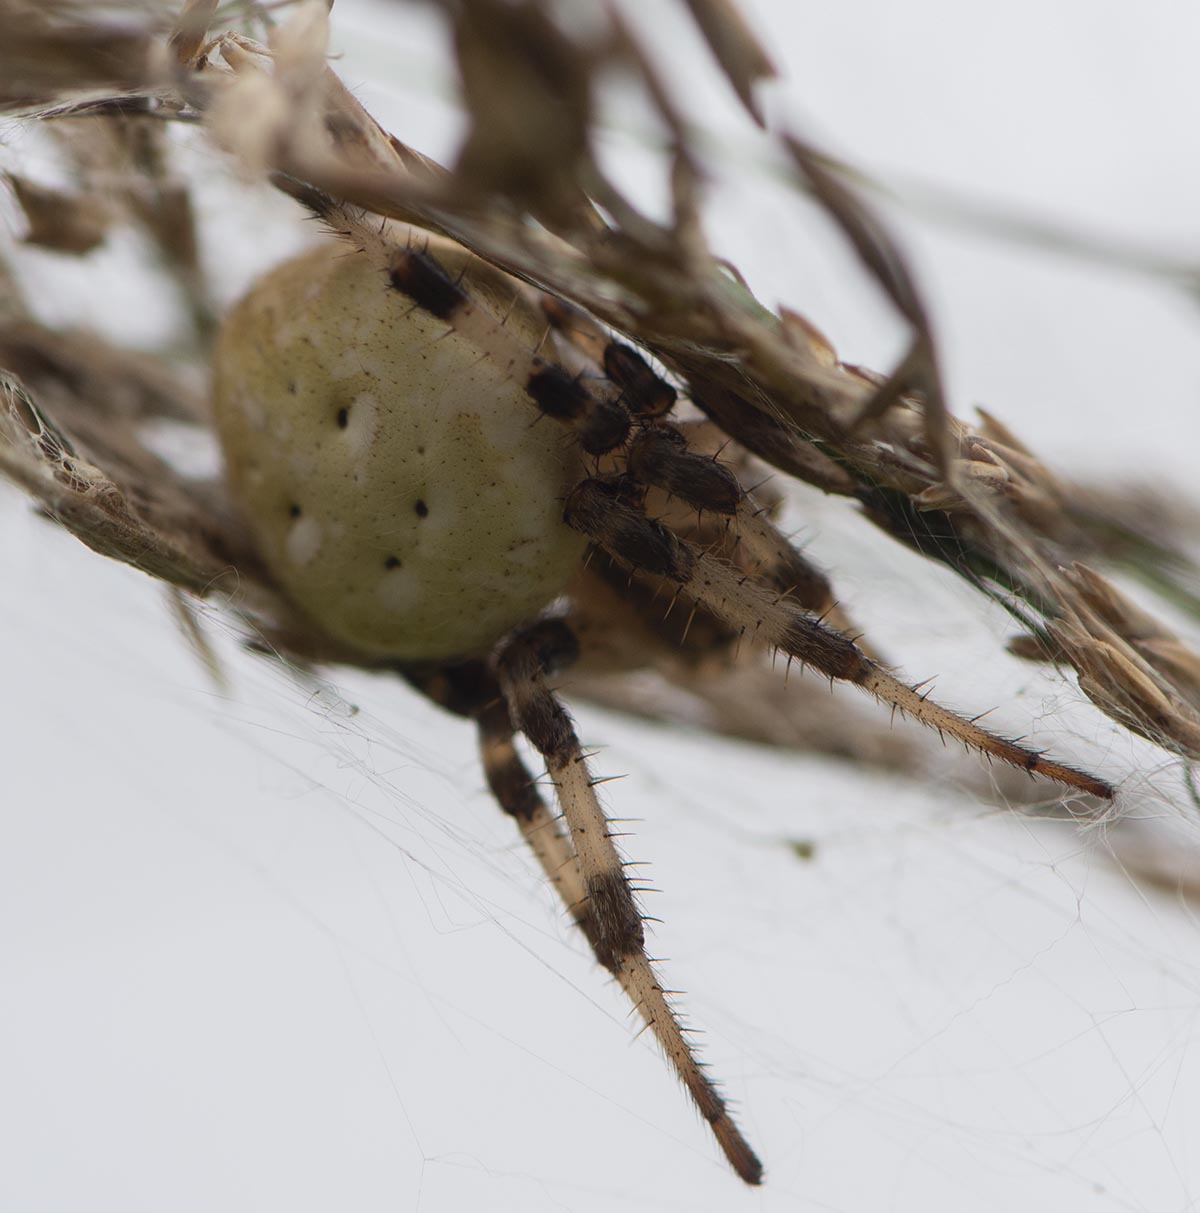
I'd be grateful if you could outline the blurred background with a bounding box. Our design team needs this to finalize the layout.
[3,1,1200,1209]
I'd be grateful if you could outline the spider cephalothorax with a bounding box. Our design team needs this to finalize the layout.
[210,216,1115,1185]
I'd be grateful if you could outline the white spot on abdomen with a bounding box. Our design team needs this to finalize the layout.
[285,515,322,567]
[343,392,380,462]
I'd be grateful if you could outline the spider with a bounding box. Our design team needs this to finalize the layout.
[208,212,1116,1186]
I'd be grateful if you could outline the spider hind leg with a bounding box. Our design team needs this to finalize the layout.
[492,619,765,1185]
[405,630,765,1184]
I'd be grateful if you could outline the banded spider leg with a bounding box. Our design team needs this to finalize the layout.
[562,474,1115,801]
[409,633,765,1185]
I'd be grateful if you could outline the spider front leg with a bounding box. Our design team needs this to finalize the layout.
[490,619,765,1185]
[564,477,1116,800]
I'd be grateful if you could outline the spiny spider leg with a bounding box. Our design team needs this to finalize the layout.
[475,698,594,942]
[629,423,838,613]
[629,421,874,650]
[564,477,1115,800]
[493,620,765,1185]
[540,294,678,421]
[410,663,596,940]
[414,659,762,1181]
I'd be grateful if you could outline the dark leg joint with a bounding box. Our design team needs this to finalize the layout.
[603,342,677,418]
[781,613,873,682]
[585,870,646,973]
[563,478,696,581]
[627,425,741,514]
[387,248,468,319]
[526,361,589,421]
[503,618,581,678]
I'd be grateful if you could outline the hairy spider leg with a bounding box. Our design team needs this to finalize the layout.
[540,293,678,421]
[627,423,832,600]
[404,663,596,946]
[564,478,1115,800]
[629,419,873,647]
[405,640,764,1184]
[475,698,594,939]
[493,620,765,1185]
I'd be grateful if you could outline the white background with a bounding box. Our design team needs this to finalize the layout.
[3,1,1200,1210]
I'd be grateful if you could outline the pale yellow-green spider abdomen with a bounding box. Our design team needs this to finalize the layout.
[212,234,586,660]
